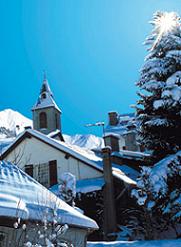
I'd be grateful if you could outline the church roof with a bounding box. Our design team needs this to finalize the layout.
[32,78,61,112]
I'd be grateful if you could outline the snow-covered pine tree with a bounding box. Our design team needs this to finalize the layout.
[136,11,181,160]
[132,151,181,239]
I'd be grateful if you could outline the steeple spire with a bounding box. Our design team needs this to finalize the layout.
[32,74,61,112]
[32,74,62,135]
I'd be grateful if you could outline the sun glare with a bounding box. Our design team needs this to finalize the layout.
[151,12,180,50]
[156,12,180,35]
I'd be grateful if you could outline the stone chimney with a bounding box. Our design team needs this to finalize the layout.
[102,146,117,238]
[104,133,120,152]
[108,111,119,126]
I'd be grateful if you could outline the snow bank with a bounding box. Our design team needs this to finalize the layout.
[87,239,181,247]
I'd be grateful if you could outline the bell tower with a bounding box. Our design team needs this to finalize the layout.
[32,73,63,138]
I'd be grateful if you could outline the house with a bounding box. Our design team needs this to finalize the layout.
[103,111,153,170]
[0,128,138,239]
[104,111,140,152]
[0,76,139,239]
[0,160,98,247]
[0,128,104,187]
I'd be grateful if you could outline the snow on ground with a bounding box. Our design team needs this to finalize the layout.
[87,239,181,247]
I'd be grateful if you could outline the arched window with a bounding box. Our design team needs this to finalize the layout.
[39,112,47,129]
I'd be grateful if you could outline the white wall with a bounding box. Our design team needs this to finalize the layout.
[4,136,102,182]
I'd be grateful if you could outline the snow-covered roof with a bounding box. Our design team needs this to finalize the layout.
[112,150,151,161]
[32,79,61,112]
[1,129,137,185]
[112,164,139,181]
[112,167,137,185]
[0,137,15,153]
[47,129,62,138]
[50,177,105,195]
[103,133,120,139]
[0,161,98,229]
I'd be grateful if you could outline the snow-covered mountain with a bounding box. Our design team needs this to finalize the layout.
[0,109,103,151]
[0,109,32,138]
[63,134,104,150]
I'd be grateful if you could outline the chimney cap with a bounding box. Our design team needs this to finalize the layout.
[102,146,112,154]
[103,133,120,139]
[108,111,118,115]
[24,126,32,130]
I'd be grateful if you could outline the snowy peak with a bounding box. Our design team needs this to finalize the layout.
[0,109,104,150]
[63,134,104,150]
[0,109,32,138]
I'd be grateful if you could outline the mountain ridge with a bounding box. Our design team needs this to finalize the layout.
[0,109,103,150]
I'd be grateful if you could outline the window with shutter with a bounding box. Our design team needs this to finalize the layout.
[25,164,33,177]
[37,163,49,188]
[49,160,57,186]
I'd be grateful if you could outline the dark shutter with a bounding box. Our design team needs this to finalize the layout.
[25,165,33,177]
[49,160,57,186]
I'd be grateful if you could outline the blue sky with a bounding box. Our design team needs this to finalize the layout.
[0,0,180,136]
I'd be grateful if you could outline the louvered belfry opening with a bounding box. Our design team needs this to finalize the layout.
[39,112,47,129]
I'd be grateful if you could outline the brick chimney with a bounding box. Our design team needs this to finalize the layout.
[104,133,120,152]
[102,146,117,238]
[108,111,119,126]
